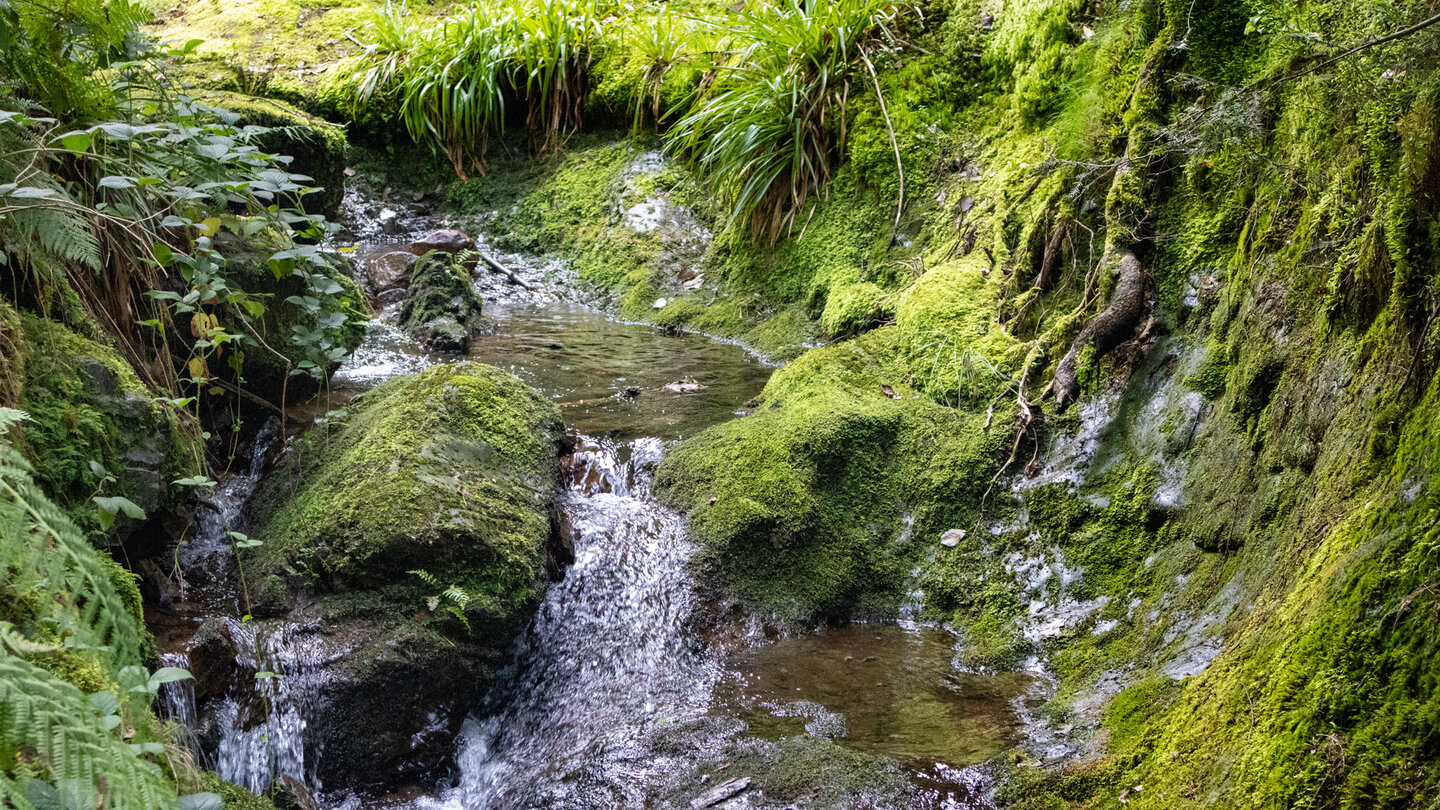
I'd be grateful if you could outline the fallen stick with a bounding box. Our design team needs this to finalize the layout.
[477,250,533,290]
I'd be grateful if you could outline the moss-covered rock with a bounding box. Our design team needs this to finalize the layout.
[12,309,204,535]
[656,328,1009,622]
[251,360,563,603]
[241,361,565,787]
[210,230,368,406]
[200,91,348,219]
[399,252,486,351]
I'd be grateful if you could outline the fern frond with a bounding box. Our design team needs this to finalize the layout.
[3,203,102,272]
[0,638,176,810]
[0,417,147,673]
[0,415,180,807]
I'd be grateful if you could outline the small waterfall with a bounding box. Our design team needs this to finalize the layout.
[157,652,201,756]
[216,620,338,795]
[425,434,712,809]
[180,418,281,604]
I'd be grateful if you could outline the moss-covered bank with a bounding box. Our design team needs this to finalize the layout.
[5,302,204,536]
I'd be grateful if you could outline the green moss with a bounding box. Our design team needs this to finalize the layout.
[400,252,485,351]
[198,773,280,810]
[656,328,1008,621]
[1103,677,1180,754]
[895,255,1022,404]
[251,361,564,629]
[15,313,202,531]
[818,280,888,338]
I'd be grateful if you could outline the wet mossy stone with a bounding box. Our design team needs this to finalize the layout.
[400,251,485,352]
[199,91,348,219]
[245,362,564,788]
[249,361,564,614]
[13,311,203,535]
[655,328,1008,622]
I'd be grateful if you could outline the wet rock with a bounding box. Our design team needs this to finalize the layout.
[378,208,402,234]
[409,228,475,256]
[245,363,566,790]
[664,379,707,393]
[187,618,240,705]
[400,252,485,351]
[361,250,417,298]
[691,777,750,808]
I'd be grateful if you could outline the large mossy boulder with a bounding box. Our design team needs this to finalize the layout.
[654,328,1009,622]
[244,361,565,787]
[8,304,204,536]
[200,91,348,219]
[399,252,485,351]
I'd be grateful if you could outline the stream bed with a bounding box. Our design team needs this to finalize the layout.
[166,191,1047,809]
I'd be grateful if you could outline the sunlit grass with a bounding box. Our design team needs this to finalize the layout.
[330,0,607,176]
[667,0,908,242]
[331,0,912,211]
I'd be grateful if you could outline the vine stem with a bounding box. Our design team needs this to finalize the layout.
[861,48,904,246]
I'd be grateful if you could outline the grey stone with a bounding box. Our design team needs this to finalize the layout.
[691,777,751,809]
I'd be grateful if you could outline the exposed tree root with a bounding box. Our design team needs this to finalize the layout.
[1047,248,1149,412]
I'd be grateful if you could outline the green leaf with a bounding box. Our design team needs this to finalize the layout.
[57,130,94,153]
[93,496,146,529]
[173,476,218,488]
[88,691,121,716]
[97,176,137,190]
[148,667,194,688]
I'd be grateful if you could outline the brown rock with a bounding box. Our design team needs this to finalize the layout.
[409,228,475,256]
[362,250,417,296]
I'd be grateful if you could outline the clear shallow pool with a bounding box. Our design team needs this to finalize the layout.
[714,625,1039,766]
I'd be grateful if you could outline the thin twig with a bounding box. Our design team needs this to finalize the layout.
[1262,12,1440,89]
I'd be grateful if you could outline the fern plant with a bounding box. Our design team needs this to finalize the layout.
[0,408,215,809]
[409,569,474,631]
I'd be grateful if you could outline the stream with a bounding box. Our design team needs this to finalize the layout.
[163,189,1045,809]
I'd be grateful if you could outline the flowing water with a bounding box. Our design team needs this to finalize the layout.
[214,619,341,794]
[168,189,1044,809]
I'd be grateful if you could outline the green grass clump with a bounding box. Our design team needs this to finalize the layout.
[330,0,606,175]
[668,0,909,242]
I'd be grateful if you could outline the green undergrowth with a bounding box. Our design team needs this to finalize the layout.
[196,91,350,217]
[248,361,564,633]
